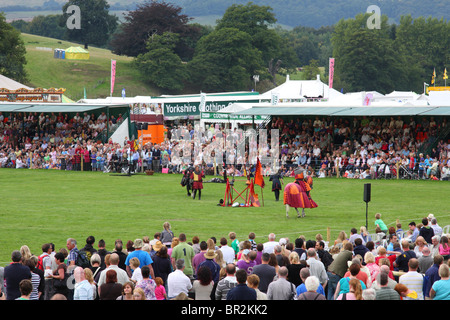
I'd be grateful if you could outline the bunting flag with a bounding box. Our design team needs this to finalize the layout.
[110,59,116,97]
[431,68,436,85]
[444,68,448,80]
[254,158,265,188]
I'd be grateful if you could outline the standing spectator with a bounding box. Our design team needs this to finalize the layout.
[219,237,236,264]
[192,266,214,300]
[160,222,174,247]
[424,254,444,299]
[15,279,33,300]
[4,250,31,300]
[326,241,353,300]
[97,239,111,269]
[334,263,367,300]
[97,253,129,289]
[263,233,278,254]
[305,248,328,289]
[399,258,424,300]
[394,239,417,272]
[247,274,267,300]
[125,239,154,279]
[419,217,435,244]
[193,241,208,276]
[152,246,172,289]
[198,249,221,285]
[236,249,257,275]
[112,239,127,271]
[167,259,192,299]
[297,276,326,300]
[251,253,276,294]
[408,222,420,243]
[215,263,237,300]
[375,272,400,300]
[80,236,97,264]
[226,269,256,300]
[439,235,450,260]
[430,264,450,300]
[135,266,157,300]
[171,233,195,279]
[336,278,364,300]
[296,268,326,298]
[286,252,305,287]
[23,258,41,300]
[99,270,123,300]
[267,267,296,300]
[430,218,442,237]
[73,267,93,300]
[418,247,434,274]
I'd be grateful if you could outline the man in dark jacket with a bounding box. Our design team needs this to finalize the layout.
[226,269,256,300]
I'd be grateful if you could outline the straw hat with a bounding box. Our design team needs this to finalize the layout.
[153,241,163,252]
[204,249,217,260]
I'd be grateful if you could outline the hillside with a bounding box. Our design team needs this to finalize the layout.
[21,33,159,100]
[2,0,449,28]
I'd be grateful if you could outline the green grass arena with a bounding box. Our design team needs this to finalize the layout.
[1,169,449,265]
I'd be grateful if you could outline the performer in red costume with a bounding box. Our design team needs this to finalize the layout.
[190,165,204,200]
[283,170,317,218]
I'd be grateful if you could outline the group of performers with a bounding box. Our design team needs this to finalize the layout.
[180,165,318,218]
[181,165,204,200]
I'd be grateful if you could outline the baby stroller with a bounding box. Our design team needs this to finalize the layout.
[377,163,391,179]
[399,164,418,180]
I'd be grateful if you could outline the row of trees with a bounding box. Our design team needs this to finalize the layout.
[4,0,450,95]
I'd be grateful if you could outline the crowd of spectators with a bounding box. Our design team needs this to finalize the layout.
[1,214,449,301]
[0,111,449,181]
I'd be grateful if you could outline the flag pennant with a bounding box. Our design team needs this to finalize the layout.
[254,158,265,188]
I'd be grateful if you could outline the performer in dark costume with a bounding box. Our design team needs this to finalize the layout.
[283,170,318,218]
[269,169,283,201]
[190,165,204,200]
[181,165,194,196]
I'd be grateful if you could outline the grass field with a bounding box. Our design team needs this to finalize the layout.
[1,169,449,265]
[21,33,158,101]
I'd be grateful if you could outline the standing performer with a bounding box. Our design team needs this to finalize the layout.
[181,165,194,196]
[190,165,205,200]
[269,169,283,201]
[283,170,318,218]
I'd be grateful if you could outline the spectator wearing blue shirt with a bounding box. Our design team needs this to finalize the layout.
[296,268,325,298]
[125,239,154,279]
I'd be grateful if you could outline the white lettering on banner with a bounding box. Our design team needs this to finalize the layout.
[366,5,381,30]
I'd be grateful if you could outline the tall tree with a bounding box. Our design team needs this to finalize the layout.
[0,13,28,84]
[134,32,188,93]
[187,27,264,92]
[110,1,202,60]
[331,14,407,93]
[62,0,118,49]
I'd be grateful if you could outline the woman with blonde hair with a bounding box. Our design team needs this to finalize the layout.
[84,268,98,300]
[214,249,226,269]
[364,251,379,282]
[287,251,305,287]
[414,236,428,258]
[360,226,372,243]
[161,222,174,247]
[20,245,32,262]
[167,237,179,258]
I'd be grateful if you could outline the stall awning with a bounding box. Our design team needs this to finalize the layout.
[0,103,129,113]
[233,105,450,117]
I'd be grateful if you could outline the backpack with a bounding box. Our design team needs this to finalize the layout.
[37,254,49,271]
[76,250,91,268]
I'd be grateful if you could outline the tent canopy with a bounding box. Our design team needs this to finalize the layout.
[65,46,89,60]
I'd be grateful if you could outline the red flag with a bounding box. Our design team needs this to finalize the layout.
[254,158,265,188]
[249,180,260,207]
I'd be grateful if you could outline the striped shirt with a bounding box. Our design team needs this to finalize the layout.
[399,271,424,300]
[30,272,41,300]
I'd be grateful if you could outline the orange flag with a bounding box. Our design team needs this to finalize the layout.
[254,158,265,188]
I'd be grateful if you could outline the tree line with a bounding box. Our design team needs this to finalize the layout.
[5,0,450,95]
